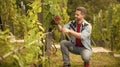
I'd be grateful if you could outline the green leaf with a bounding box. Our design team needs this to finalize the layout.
[39,26,44,32]
[13,54,24,67]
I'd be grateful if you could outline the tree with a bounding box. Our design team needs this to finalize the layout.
[67,0,117,23]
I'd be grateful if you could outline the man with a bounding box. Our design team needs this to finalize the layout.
[55,7,92,67]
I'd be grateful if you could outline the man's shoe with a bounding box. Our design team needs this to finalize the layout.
[84,62,89,67]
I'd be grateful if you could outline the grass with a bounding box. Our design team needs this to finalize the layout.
[48,49,120,67]
[0,43,120,67]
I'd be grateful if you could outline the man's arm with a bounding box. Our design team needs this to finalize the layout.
[64,23,92,40]
[62,28,80,39]
[55,20,80,38]
[69,30,80,39]
[57,24,63,32]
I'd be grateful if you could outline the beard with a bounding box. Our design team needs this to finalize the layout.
[75,18,81,22]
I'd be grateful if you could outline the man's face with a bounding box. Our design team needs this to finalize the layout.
[74,10,84,22]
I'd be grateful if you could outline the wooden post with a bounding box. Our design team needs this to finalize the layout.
[0,17,4,31]
[46,32,52,56]
[109,6,114,51]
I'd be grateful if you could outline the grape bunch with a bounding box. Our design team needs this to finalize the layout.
[51,15,61,25]
[54,15,61,22]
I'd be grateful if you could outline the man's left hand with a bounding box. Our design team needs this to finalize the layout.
[62,28,70,33]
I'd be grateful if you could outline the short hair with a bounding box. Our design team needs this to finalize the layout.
[76,7,87,15]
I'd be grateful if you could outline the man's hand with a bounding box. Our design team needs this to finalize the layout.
[62,28,70,33]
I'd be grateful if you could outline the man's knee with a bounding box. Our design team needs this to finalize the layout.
[81,50,92,62]
[82,55,91,62]
[60,40,67,46]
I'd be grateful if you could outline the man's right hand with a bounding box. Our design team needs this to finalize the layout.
[62,28,70,34]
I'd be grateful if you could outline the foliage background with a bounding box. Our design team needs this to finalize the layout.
[0,0,120,67]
